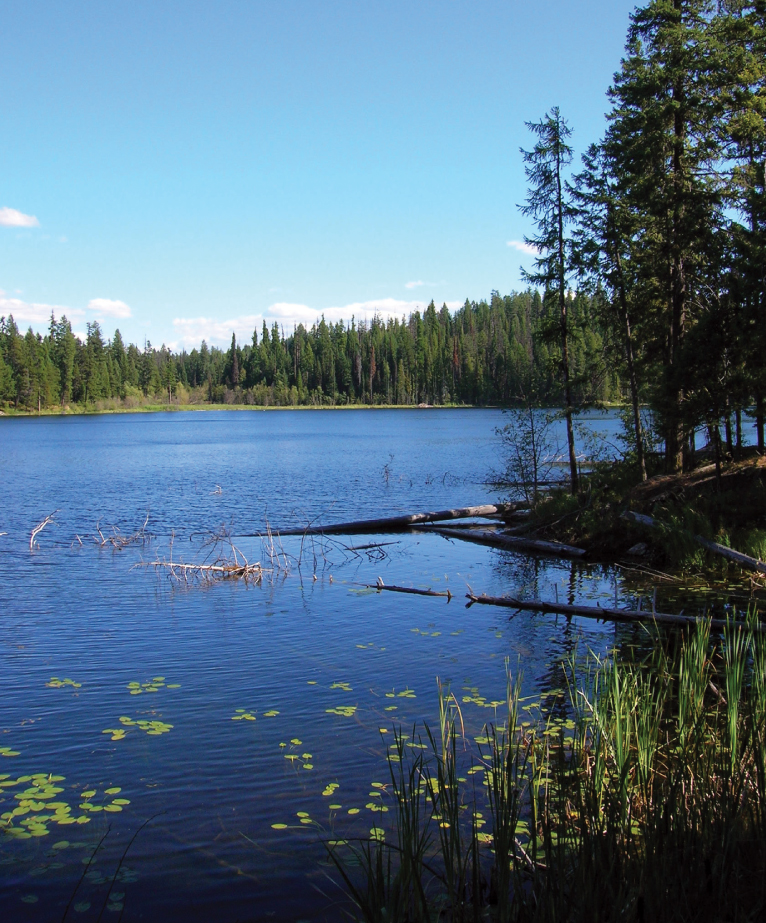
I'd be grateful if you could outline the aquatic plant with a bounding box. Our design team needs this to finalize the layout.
[330,621,766,921]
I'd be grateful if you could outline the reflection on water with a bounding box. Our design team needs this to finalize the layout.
[1,410,632,921]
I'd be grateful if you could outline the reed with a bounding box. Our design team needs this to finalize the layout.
[333,619,766,921]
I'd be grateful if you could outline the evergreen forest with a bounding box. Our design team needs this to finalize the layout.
[0,291,616,413]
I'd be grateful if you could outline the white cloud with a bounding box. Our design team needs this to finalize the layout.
[0,292,84,325]
[0,207,40,228]
[88,298,132,319]
[405,280,424,289]
[172,314,264,349]
[507,239,541,256]
[173,298,465,348]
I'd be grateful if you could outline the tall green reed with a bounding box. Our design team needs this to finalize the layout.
[331,617,766,921]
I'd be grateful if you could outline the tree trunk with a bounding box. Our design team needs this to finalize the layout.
[557,137,578,494]
[614,248,646,481]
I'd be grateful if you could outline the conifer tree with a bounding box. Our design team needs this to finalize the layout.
[520,107,579,493]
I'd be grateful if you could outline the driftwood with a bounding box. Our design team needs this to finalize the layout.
[273,504,526,537]
[434,527,585,559]
[358,580,452,601]
[623,510,766,576]
[141,560,264,583]
[30,510,58,550]
[465,592,765,632]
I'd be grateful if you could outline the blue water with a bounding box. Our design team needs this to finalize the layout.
[0,409,626,922]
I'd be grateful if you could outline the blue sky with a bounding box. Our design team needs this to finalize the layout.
[1,0,638,350]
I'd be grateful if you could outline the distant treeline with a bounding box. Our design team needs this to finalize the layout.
[0,291,619,411]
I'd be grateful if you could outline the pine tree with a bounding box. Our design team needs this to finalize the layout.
[519,107,579,493]
[607,0,722,471]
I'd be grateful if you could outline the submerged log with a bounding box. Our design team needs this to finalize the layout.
[434,527,585,559]
[274,503,526,536]
[358,580,453,600]
[465,592,764,632]
[622,510,766,576]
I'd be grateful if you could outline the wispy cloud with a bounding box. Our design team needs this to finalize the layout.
[0,207,40,228]
[88,298,132,319]
[0,291,84,325]
[405,280,424,289]
[172,298,464,348]
[507,239,540,256]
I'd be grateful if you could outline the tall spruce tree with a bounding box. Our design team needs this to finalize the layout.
[572,142,648,479]
[519,107,579,494]
[606,0,722,472]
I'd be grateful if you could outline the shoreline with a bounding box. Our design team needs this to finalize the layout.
[0,402,498,418]
[0,401,627,419]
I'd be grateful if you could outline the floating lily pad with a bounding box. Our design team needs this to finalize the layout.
[126,677,174,695]
[326,706,357,718]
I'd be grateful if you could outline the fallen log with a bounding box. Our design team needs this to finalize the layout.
[622,510,766,576]
[273,503,526,536]
[357,580,452,601]
[434,527,585,559]
[465,592,764,632]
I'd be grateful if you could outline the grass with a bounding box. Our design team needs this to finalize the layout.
[329,618,766,921]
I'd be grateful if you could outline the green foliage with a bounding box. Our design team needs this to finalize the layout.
[334,624,766,921]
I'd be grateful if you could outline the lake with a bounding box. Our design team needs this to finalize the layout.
[0,409,630,922]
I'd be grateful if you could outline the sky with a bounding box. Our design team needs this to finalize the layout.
[1,0,639,351]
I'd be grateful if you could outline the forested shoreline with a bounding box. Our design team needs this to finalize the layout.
[0,290,617,412]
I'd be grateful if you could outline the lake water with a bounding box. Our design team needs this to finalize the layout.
[0,409,630,922]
